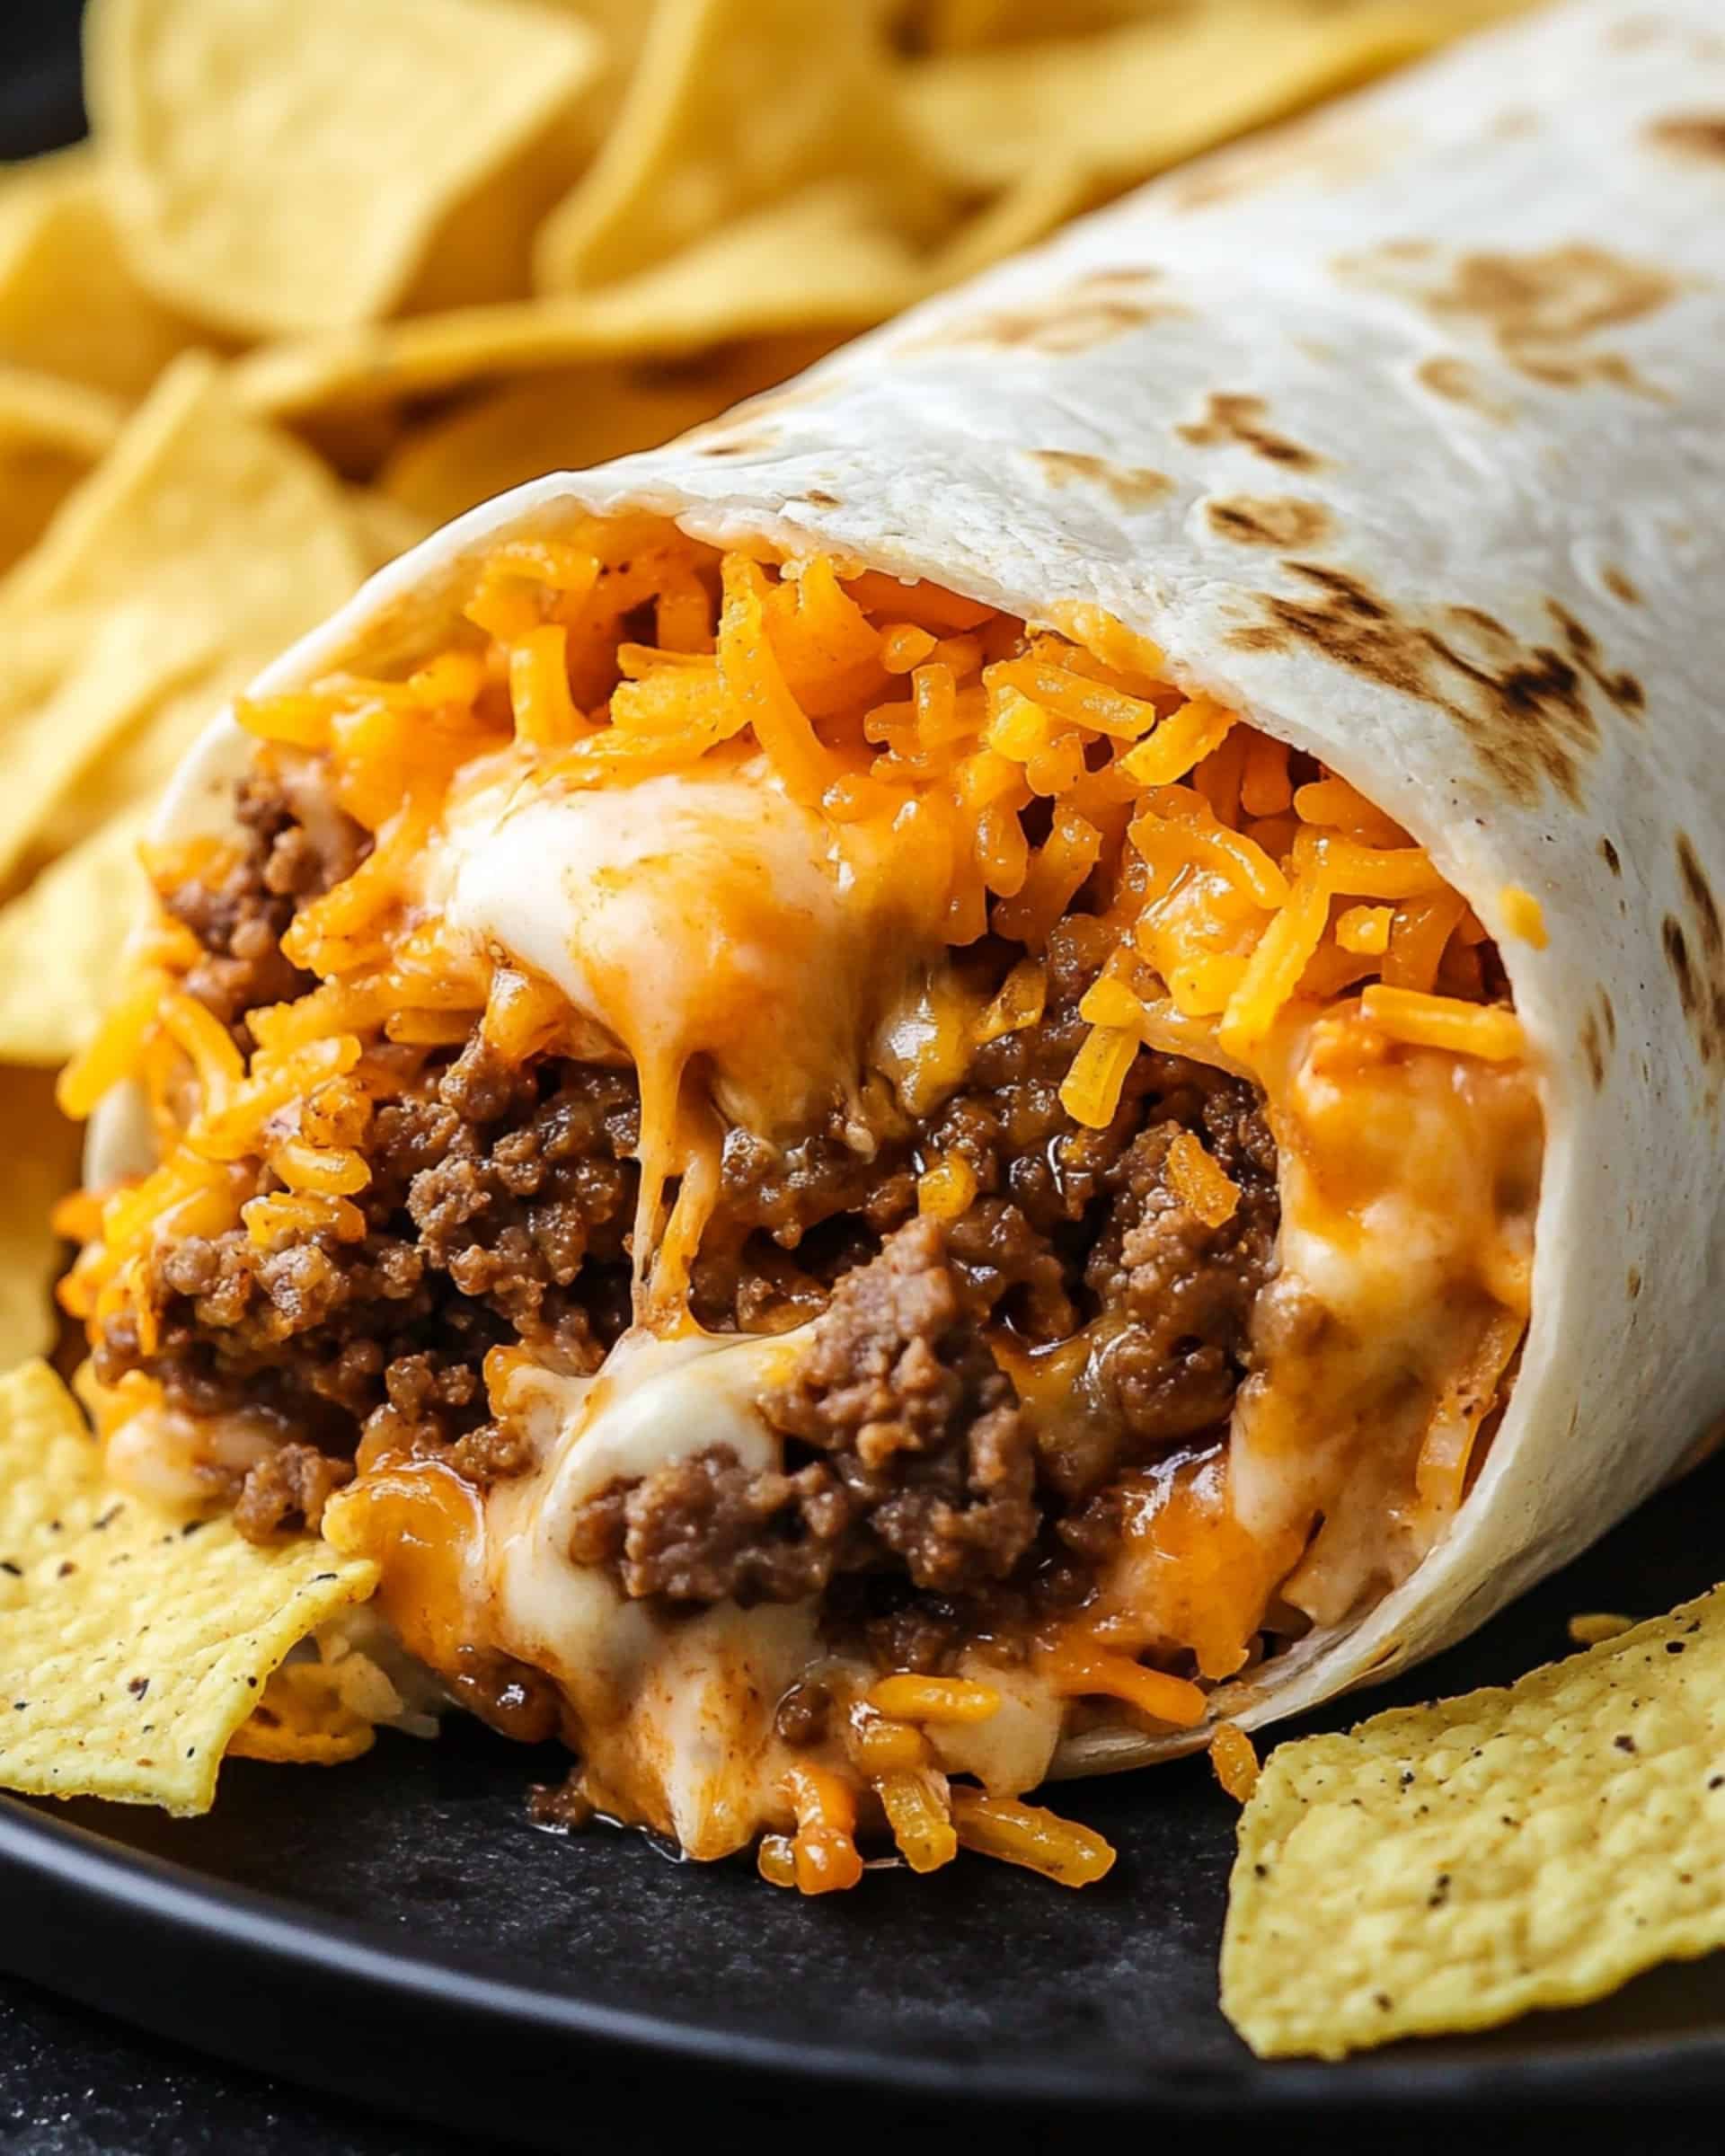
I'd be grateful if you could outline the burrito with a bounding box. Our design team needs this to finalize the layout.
[56,0,1725,1887]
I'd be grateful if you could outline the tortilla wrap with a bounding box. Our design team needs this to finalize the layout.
[84,0,1725,1822]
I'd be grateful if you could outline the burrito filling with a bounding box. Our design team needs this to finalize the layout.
[58,517,1542,1886]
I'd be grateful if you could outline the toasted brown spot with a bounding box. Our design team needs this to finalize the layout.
[1169,113,1394,211]
[1659,900,1725,1080]
[1677,835,1723,963]
[1341,243,1679,396]
[924,272,1185,357]
[1178,393,1323,472]
[1602,565,1641,606]
[801,489,841,508]
[1600,835,1623,876]
[1205,496,1333,548]
[694,431,779,459]
[1647,114,1725,162]
[1415,355,1514,422]
[1579,1008,1606,1091]
[1546,601,1644,718]
[1031,450,1174,510]
[1227,563,1622,806]
[1627,1266,1642,1301]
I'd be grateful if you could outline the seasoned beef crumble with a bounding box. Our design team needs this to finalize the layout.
[100,765,1282,1601]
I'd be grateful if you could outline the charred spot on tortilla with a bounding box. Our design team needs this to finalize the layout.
[1230,566,1608,805]
[1600,989,1618,1051]
[1414,355,1515,423]
[1600,835,1623,876]
[1579,1007,1607,1091]
[1340,243,1679,396]
[1544,601,1645,719]
[1676,834,1724,969]
[1031,451,1174,510]
[1602,565,1642,606]
[694,432,781,459]
[1177,394,1324,472]
[800,490,842,508]
[926,275,1185,357]
[1659,904,1725,1077]
[1205,496,1332,549]
[1646,114,1725,160]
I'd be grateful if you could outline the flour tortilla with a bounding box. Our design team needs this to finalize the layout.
[108,0,1725,1770]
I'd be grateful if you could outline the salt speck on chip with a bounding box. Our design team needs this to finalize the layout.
[1222,1585,1725,2057]
[0,1361,378,1815]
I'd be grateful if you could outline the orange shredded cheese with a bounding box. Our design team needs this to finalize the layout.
[950,1789,1116,1888]
[1165,1128,1239,1227]
[1359,985,1527,1061]
[866,1674,1002,1725]
[781,1763,865,1895]
[1499,884,1549,948]
[875,1768,959,1873]
[1209,1721,1261,1803]
[1039,1643,1208,1728]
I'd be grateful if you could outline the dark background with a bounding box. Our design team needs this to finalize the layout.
[0,2,1721,2151]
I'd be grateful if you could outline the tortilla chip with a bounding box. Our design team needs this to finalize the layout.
[85,0,601,337]
[0,147,196,401]
[343,489,436,575]
[0,1362,379,1814]
[0,1075,83,1366]
[532,0,939,294]
[0,806,152,1065]
[897,2,1441,197]
[1223,1585,1725,2057]
[227,1661,376,1766]
[0,368,125,576]
[0,354,367,869]
[379,337,835,526]
[235,185,921,429]
[0,605,217,890]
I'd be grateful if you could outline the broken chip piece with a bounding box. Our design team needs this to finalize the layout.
[0,1360,377,1814]
[1222,1586,1725,2057]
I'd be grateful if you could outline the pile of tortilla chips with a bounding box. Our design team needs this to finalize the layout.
[0,0,1531,1806]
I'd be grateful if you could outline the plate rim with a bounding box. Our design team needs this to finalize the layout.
[7,1793,1725,2125]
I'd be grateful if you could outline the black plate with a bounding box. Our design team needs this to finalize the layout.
[7,1449,1725,2144]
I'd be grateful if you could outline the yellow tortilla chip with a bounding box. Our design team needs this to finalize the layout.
[897,0,1444,198]
[235,185,923,428]
[0,805,152,1065]
[0,353,367,869]
[0,1074,83,1366]
[0,367,124,575]
[343,489,436,575]
[0,604,217,889]
[1223,1585,1725,2057]
[379,336,836,526]
[533,0,939,294]
[0,1362,379,1814]
[227,1662,376,1766]
[0,147,196,401]
[86,0,601,337]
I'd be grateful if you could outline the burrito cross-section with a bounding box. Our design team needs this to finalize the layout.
[60,520,1541,1868]
[53,0,1725,1887]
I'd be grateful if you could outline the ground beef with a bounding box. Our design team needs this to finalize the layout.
[570,1216,1038,1605]
[108,774,1281,1611]
[232,1441,353,1541]
[161,768,367,1047]
[95,1040,641,1476]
